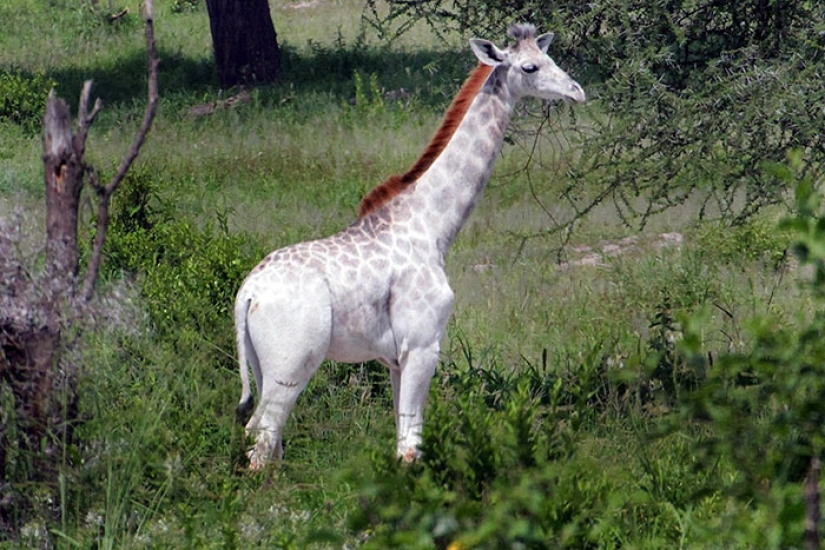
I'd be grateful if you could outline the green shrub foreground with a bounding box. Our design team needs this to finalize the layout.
[2,0,824,546]
[348,162,825,549]
[7,163,812,548]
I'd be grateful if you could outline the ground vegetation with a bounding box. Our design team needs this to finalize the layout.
[0,0,823,547]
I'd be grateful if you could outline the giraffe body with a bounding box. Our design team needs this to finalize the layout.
[234,23,586,469]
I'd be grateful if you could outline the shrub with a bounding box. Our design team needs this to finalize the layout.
[349,346,718,548]
[349,361,603,548]
[695,217,791,267]
[100,169,265,360]
[0,70,56,131]
[673,158,825,545]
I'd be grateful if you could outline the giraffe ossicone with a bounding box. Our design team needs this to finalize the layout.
[234,23,586,470]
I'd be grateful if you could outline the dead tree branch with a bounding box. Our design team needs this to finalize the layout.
[82,0,159,302]
[74,80,102,160]
[0,0,159,535]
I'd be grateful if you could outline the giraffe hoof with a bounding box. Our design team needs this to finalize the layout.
[402,448,420,463]
[248,449,269,471]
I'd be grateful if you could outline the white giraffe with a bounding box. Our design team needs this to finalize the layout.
[234,23,586,469]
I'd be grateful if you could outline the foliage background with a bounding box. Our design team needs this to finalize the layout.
[0,0,823,547]
[368,0,825,229]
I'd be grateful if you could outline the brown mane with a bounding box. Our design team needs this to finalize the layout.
[358,63,494,217]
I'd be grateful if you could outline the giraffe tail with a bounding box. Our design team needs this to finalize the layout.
[234,293,256,424]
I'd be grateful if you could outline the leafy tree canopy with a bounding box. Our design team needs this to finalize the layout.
[367,0,825,228]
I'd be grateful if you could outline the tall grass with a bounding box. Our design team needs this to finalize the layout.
[0,0,817,546]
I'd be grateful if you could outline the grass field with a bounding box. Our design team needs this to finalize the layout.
[1,0,820,547]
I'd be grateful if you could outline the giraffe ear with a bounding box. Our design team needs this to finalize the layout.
[535,32,555,54]
[470,39,506,66]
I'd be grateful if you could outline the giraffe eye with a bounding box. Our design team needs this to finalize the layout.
[522,64,539,74]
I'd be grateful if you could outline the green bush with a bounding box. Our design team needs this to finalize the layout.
[695,217,791,267]
[671,158,825,546]
[101,169,265,358]
[349,347,719,548]
[0,70,56,131]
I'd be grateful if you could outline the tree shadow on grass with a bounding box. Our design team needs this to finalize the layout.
[15,48,218,112]
[7,42,472,118]
[277,43,470,108]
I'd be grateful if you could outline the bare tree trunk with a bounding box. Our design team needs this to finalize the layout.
[205,0,281,87]
[0,0,159,536]
[43,95,84,285]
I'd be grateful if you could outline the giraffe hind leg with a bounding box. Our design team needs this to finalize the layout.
[243,291,331,469]
[245,362,322,469]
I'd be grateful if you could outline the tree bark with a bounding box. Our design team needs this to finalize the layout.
[205,0,281,88]
[0,0,159,535]
[43,94,84,285]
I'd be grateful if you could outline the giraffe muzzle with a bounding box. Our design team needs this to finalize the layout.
[567,81,586,103]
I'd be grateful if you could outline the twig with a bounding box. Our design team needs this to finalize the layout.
[81,0,159,302]
[74,80,102,160]
[109,8,129,22]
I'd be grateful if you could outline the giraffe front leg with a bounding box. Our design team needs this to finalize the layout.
[395,344,439,462]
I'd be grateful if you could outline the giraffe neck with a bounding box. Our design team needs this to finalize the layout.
[407,66,514,254]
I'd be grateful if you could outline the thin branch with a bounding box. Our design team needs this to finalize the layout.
[75,80,102,164]
[524,110,555,220]
[104,0,158,197]
[81,0,159,302]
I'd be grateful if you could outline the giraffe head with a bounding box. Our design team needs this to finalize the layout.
[470,23,586,103]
